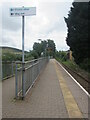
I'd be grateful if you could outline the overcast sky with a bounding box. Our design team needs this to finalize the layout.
[1,0,74,51]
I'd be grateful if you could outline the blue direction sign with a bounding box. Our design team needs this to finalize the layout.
[10,7,36,16]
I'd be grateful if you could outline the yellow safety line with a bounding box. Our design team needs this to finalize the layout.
[54,60,83,118]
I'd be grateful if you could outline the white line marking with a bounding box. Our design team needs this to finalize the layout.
[56,60,90,98]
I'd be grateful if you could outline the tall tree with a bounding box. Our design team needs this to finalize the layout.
[33,39,56,57]
[47,39,56,57]
[64,2,89,70]
[33,42,42,57]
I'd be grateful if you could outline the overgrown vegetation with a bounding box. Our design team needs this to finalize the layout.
[2,47,34,62]
[55,51,68,62]
[55,51,90,80]
[2,52,22,61]
[2,47,24,61]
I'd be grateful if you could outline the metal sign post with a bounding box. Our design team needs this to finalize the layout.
[22,15,24,63]
[10,6,36,99]
[22,15,25,99]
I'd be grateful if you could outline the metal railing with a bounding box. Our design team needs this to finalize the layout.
[2,61,15,80]
[15,57,49,99]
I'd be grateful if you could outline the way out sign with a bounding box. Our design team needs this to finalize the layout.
[10,7,36,16]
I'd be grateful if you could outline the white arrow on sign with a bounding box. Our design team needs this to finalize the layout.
[10,7,36,16]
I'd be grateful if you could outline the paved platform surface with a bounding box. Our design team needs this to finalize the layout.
[2,59,89,118]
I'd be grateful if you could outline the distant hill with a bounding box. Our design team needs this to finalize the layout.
[1,46,28,54]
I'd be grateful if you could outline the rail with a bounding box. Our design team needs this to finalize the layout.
[15,57,49,99]
[57,61,90,94]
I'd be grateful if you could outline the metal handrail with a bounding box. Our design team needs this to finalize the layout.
[15,57,49,99]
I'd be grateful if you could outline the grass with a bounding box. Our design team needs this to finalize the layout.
[56,58,90,80]
[63,60,79,71]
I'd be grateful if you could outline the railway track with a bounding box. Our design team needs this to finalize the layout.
[60,62,90,94]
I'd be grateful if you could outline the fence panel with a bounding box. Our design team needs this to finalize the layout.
[15,57,49,99]
[2,61,15,80]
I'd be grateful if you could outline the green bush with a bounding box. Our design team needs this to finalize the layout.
[79,58,90,72]
[2,52,22,61]
[55,51,68,62]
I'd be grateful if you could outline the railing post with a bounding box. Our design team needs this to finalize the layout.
[22,62,25,100]
[15,63,18,99]
[12,61,13,75]
[38,59,40,74]
[31,65,33,85]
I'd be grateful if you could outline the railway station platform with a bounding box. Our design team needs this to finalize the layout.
[2,59,89,119]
